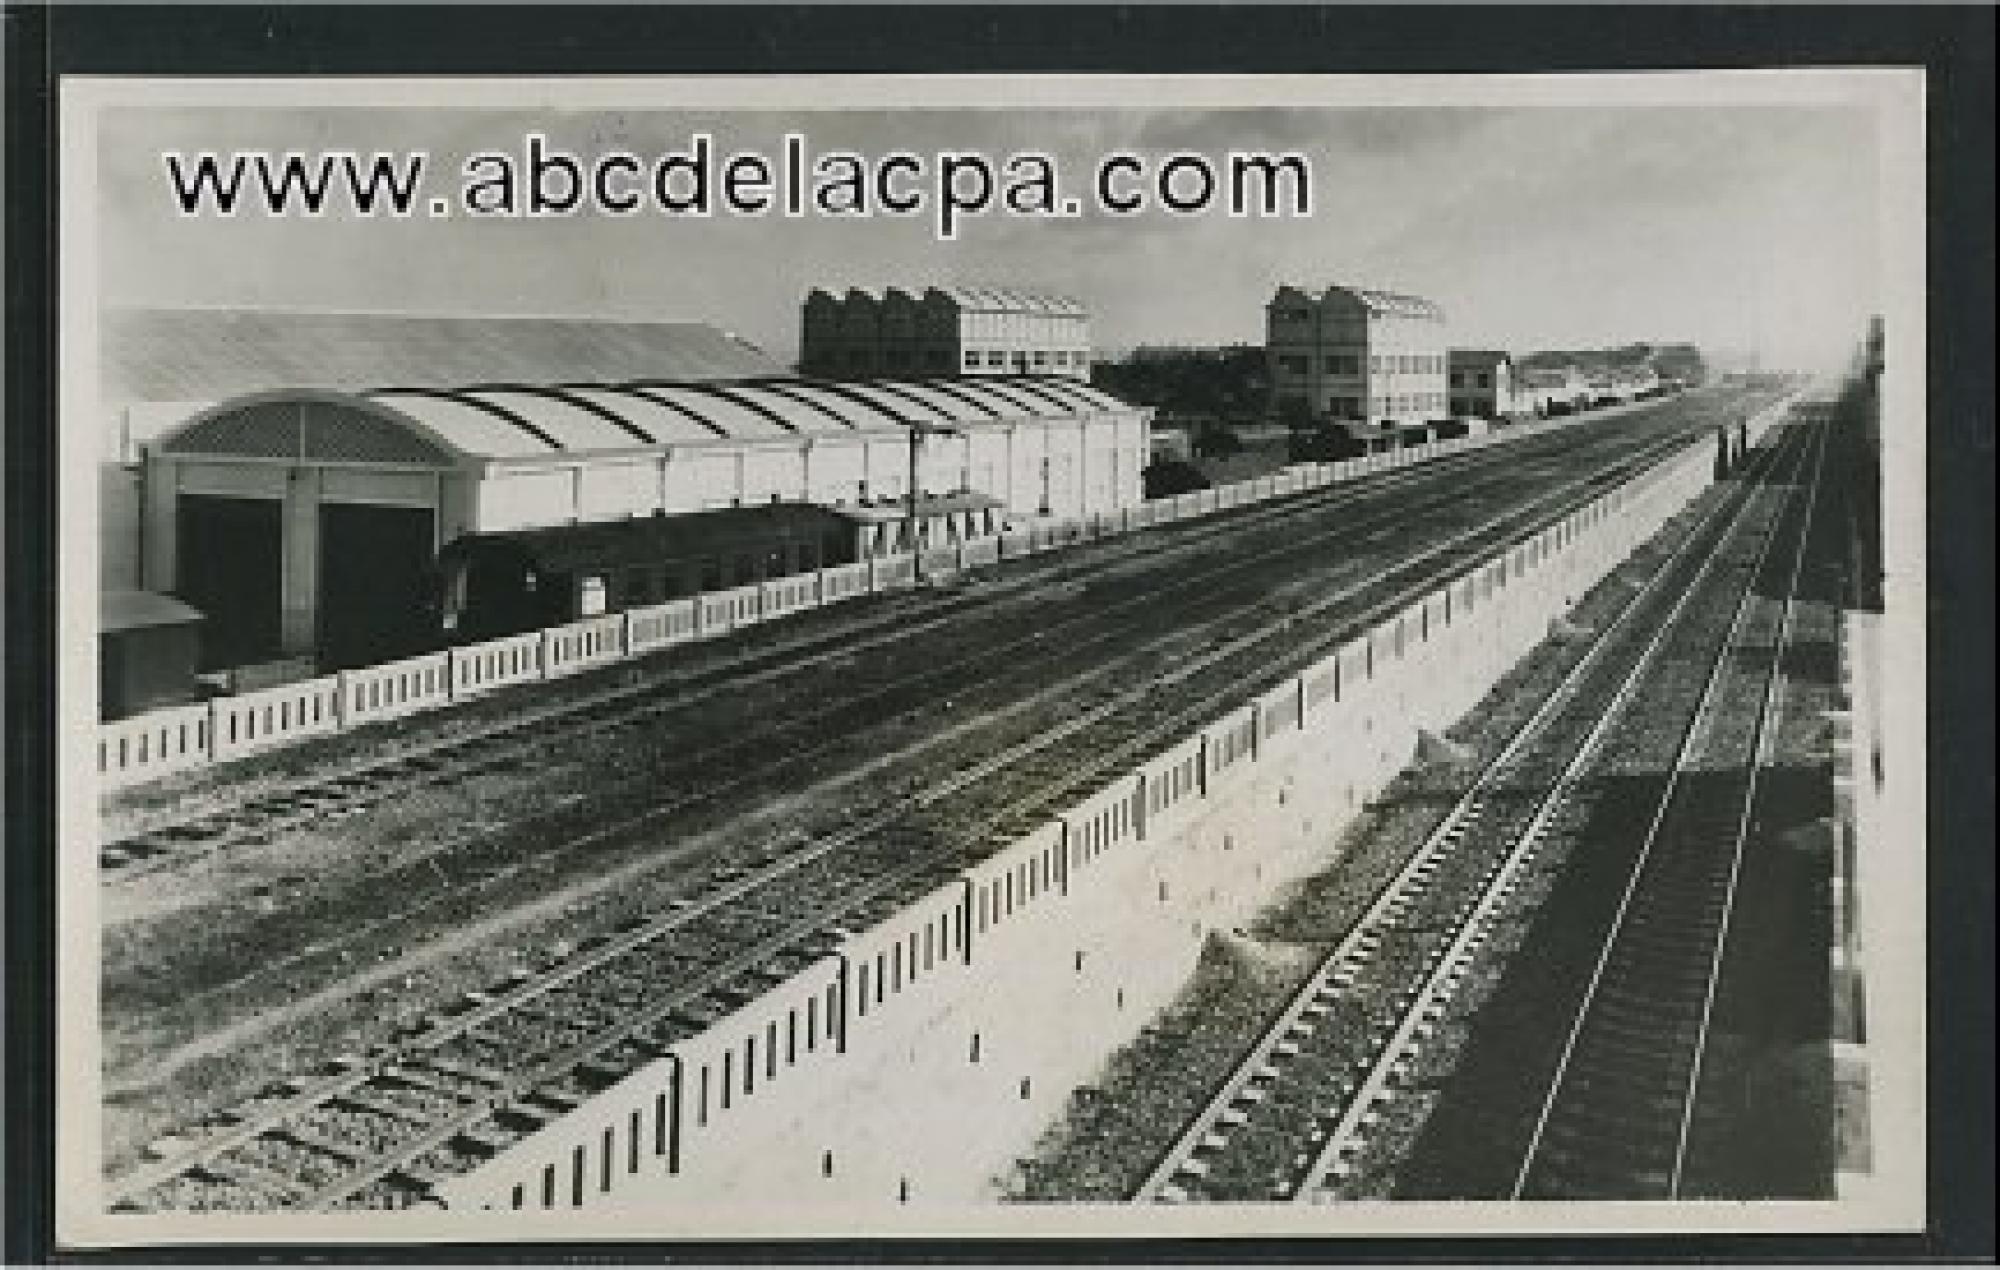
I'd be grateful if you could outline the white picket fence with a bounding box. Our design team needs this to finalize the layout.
[99,404,1756,791]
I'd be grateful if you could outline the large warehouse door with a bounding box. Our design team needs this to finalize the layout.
[317,503,437,671]
[176,495,283,671]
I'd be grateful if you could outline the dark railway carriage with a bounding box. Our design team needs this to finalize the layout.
[436,504,860,641]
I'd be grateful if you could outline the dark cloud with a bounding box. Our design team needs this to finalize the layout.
[1132,107,1509,156]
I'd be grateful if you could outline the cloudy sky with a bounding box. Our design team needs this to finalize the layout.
[97,98,1882,372]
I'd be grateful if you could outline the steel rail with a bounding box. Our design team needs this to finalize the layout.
[296,422,1717,1211]
[1302,421,1818,1201]
[1668,416,1831,1196]
[104,409,1667,872]
[110,408,1750,1211]
[1504,420,1824,1200]
[1128,416,1807,1203]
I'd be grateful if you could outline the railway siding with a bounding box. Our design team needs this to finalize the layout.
[403,398,1781,1213]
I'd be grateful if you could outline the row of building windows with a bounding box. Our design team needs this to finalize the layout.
[960,348,1089,370]
[1375,392,1445,414]
[1450,370,1495,388]
[1275,353,1447,377]
[1272,310,1368,333]
[1377,354,1445,375]
[1304,392,1445,418]
[812,347,1088,372]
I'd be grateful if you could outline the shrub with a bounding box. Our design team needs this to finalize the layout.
[1143,460,1213,499]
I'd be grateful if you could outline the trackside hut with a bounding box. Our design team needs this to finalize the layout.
[99,590,203,720]
[142,372,1148,671]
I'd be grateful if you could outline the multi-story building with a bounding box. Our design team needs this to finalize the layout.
[1266,284,1449,430]
[800,286,1091,380]
[1447,349,1514,420]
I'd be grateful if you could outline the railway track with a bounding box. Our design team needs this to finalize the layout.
[1382,416,1831,1201]
[101,412,1686,876]
[108,404,1758,1213]
[103,390,1777,876]
[102,402,1773,1074]
[1128,417,1820,1203]
[103,419,1725,1034]
[1507,415,1831,1200]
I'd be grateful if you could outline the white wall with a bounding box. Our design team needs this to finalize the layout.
[433,437,1719,1213]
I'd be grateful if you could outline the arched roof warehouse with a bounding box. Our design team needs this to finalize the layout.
[157,376,1135,465]
[141,372,1151,666]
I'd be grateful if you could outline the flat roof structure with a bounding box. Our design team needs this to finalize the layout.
[100,589,203,635]
[104,307,783,404]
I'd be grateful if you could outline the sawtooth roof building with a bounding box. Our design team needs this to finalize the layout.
[800,285,1092,381]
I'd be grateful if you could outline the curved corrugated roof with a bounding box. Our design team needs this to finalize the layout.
[555,385,724,444]
[162,375,1136,465]
[904,378,1009,419]
[952,379,1058,416]
[864,379,1006,423]
[368,388,566,456]
[1000,377,1125,412]
[823,380,955,425]
[750,381,901,433]
[623,382,797,440]
[459,386,651,451]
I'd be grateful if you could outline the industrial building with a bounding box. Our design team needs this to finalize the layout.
[134,335,1148,670]
[1447,350,1515,421]
[98,307,785,591]
[1266,285,1449,432]
[799,286,1091,381]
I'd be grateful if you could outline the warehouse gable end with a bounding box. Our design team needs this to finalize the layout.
[157,392,462,467]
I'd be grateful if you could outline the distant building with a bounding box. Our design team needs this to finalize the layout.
[1513,366,1590,416]
[800,286,1091,381]
[1582,364,1661,405]
[1448,350,1513,420]
[1266,285,1449,430]
[1122,342,1256,363]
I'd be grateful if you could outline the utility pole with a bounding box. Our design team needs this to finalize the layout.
[906,421,964,583]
